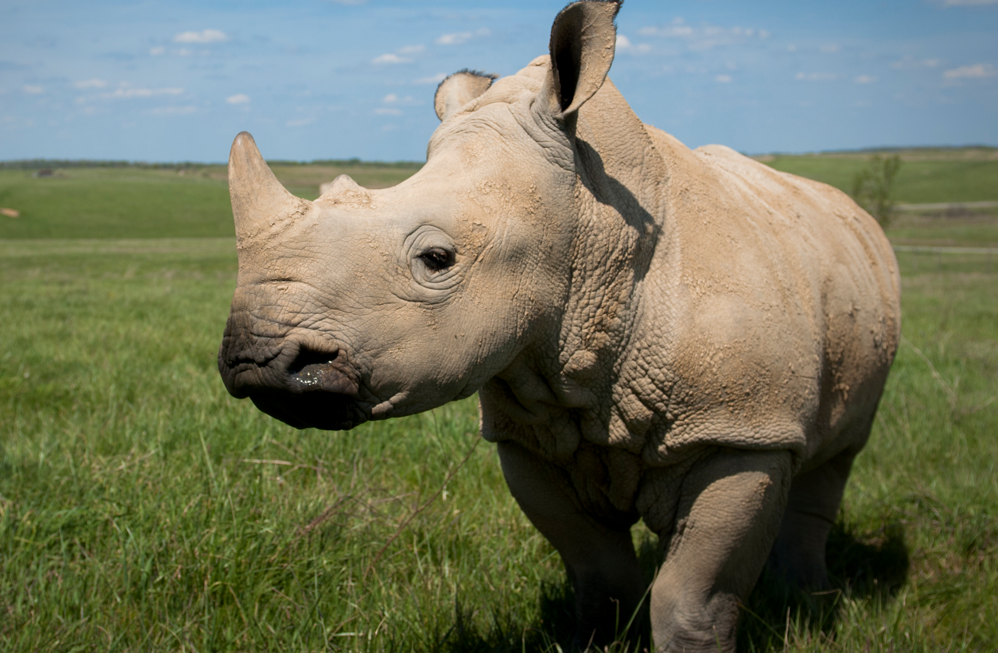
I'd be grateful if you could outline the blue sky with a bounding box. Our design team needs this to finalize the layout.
[2,0,997,162]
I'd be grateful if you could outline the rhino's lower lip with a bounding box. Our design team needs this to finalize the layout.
[249,390,367,431]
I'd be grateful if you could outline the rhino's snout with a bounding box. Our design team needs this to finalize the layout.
[218,319,366,431]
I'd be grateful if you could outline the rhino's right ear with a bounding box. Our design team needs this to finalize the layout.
[540,0,620,118]
[434,70,498,122]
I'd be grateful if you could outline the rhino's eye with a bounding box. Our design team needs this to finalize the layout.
[419,247,455,272]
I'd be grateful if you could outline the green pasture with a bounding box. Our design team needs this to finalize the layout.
[0,162,419,240]
[1,151,997,650]
[761,147,998,205]
[1,147,996,242]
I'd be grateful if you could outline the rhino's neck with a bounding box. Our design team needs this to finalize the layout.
[480,78,671,464]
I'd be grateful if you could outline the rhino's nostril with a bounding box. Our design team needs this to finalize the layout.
[288,346,339,377]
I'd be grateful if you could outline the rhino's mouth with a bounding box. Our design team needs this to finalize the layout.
[258,347,369,430]
[220,335,370,431]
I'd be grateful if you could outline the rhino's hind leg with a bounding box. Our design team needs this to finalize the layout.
[650,449,793,653]
[496,441,647,651]
[767,444,861,591]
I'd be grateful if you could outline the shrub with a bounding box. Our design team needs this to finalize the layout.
[851,154,903,227]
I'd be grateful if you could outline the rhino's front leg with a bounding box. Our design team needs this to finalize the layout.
[650,448,792,653]
[497,441,647,650]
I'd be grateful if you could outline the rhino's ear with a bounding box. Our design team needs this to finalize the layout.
[434,70,498,122]
[541,0,620,117]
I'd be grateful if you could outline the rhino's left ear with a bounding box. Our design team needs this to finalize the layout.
[434,70,498,122]
[541,0,620,118]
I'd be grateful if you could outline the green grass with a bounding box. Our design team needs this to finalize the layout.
[1,239,996,651]
[885,210,998,248]
[0,163,420,240]
[0,238,581,651]
[1,151,996,650]
[760,149,998,205]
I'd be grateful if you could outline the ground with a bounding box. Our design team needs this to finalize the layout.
[1,148,996,651]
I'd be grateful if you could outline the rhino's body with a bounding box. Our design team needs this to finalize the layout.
[218,3,899,650]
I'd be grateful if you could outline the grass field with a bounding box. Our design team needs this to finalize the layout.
[759,147,998,205]
[1,151,996,651]
[0,163,419,240]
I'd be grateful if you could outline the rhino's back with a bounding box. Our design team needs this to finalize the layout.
[632,128,900,470]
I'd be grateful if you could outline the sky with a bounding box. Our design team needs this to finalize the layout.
[2,0,997,162]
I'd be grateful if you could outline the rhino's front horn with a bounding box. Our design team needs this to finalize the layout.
[228,131,310,245]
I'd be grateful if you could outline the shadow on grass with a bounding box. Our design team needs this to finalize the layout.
[428,521,908,652]
[738,521,910,651]
[430,540,660,652]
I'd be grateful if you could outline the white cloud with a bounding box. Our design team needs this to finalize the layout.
[639,17,692,38]
[820,44,840,54]
[286,117,313,127]
[787,44,797,52]
[936,0,998,5]
[638,18,769,50]
[374,107,402,115]
[397,45,425,55]
[414,73,447,85]
[74,79,107,89]
[328,0,366,4]
[23,85,44,94]
[435,28,490,46]
[715,74,733,83]
[615,34,652,54]
[174,29,228,44]
[891,56,940,70]
[150,47,166,56]
[944,63,997,78]
[102,86,184,99]
[148,106,196,116]
[372,53,411,65]
[795,72,838,81]
[226,93,250,104]
[855,75,877,84]
[381,93,418,106]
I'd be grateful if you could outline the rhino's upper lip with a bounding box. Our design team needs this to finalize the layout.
[287,361,361,397]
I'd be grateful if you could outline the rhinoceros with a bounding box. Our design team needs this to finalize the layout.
[217,1,900,649]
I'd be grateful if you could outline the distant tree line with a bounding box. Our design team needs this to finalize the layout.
[0,159,194,170]
[0,158,424,170]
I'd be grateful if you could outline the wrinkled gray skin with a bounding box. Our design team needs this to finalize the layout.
[217,2,900,650]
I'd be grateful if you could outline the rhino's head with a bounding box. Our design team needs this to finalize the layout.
[218,1,642,431]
